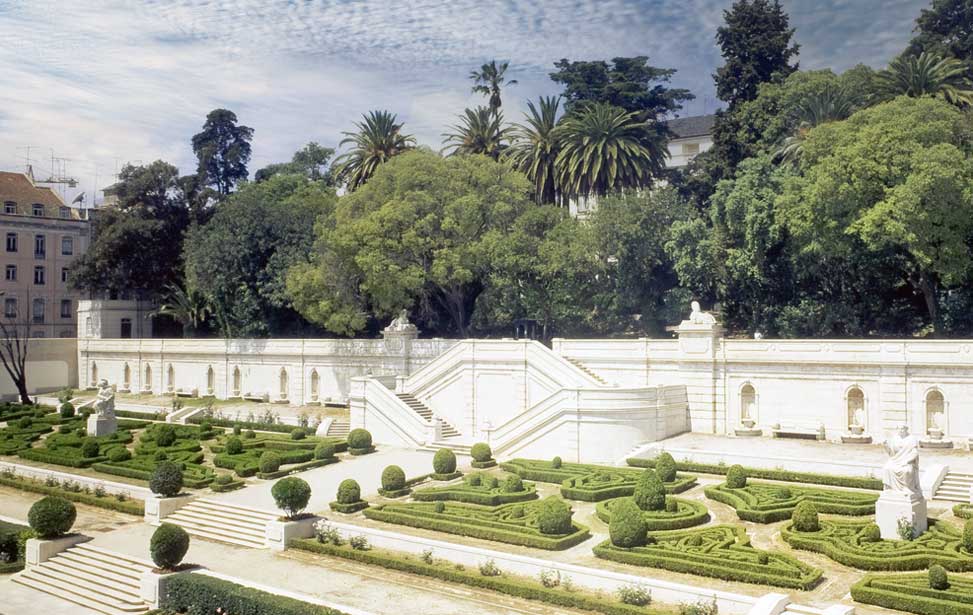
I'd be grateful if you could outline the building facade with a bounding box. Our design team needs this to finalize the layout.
[0,171,90,338]
[664,114,715,169]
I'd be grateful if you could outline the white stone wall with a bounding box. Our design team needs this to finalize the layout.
[0,337,77,399]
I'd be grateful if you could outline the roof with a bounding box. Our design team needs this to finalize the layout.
[665,114,716,139]
[0,171,81,219]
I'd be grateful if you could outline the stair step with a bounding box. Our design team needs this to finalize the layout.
[166,521,266,548]
[13,574,148,615]
[57,552,146,581]
[170,507,270,531]
[73,543,154,569]
[43,559,141,590]
[27,566,144,604]
[166,515,267,541]
[193,498,278,520]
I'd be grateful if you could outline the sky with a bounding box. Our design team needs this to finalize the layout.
[0,0,927,205]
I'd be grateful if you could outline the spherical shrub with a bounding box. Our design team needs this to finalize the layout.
[665,498,678,513]
[272,477,312,518]
[501,475,523,493]
[775,488,793,500]
[726,465,747,489]
[929,564,949,590]
[347,428,372,450]
[232,424,242,436]
[792,501,819,532]
[59,402,75,419]
[108,447,131,462]
[58,424,71,434]
[757,552,769,565]
[466,473,482,487]
[536,496,573,535]
[259,451,282,474]
[155,424,177,447]
[150,461,184,497]
[154,451,169,462]
[336,479,361,504]
[28,496,76,539]
[314,441,336,460]
[16,417,32,429]
[150,523,190,570]
[609,498,647,548]
[471,443,492,463]
[215,474,233,485]
[75,427,86,437]
[434,501,445,513]
[290,428,307,440]
[244,429,256,439]
[224,436,244,455]
[199,420,213,433]
[861,523,882,543]
[655,452,677,483]
[81,437,100,458]
[963,519,973,553]
[381,465,406,491]
[433,449,457,475]
[551,456,562,469]
[633,470,666,511]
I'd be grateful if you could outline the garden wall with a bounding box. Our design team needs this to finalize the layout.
[0,338,77,400]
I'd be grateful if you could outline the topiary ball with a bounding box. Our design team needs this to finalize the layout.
[609,498,647,548]
[633,470,666,511]
[108,447,131,462]
[232,424,242,436]
[150,461,184,497]
[336,479,361,504]
[501,475,523,493]
[259,451,282,474]
[154,450,169,462]
[150,523,190,570]
[290,428,307,440]
[433,449,457,475]
[272,477,312,518]
[16,417,32,429]
[929,564,949,590]
[215,474,233,485]
[314,441,336,460]
[434,501,445,513]
[551,456,562,469]
[665,498,678,513]
[28,496,77,539]
[347,428,372,450]
[655,452,677,483]
[861,522,882,543]
[155,424,177,448]
[792,501,820,532]
[59,402,75,419]
[466,473,482,487]
[536,496,573,535]
[224,436,244,455]
[244,429,256,439]
[382,465,406,492]
[726,465,747,489]
[471,442,492,463]
[81,437,100,458]
[963,519,973,553]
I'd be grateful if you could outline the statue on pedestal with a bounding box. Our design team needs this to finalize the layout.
[882,425,921,497]
[93,379,116,419]
[688,301,717,325]
[876,424,927,539]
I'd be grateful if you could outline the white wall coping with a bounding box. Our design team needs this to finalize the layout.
[0,460,152,499]
[196,568,376,615]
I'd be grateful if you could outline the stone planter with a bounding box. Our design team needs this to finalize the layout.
[145,493,196,525]
[26,534,90,567]
[140,569,179,608]
[265,515,318,552]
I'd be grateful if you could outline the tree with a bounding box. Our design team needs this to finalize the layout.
[906,0,973,62]
[255,142,335,183]
[191,109,254,197]
[333,111,416,191]
[774,83,865,164]
[470,60,517,115]
[155,283,212,338]
[0,292,32,403]
[508,96,563,206]
[875,52,973,107]
[442,106,513,159]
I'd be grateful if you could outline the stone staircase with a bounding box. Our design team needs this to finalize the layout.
[563,357,608,385]
[13,542,152,615]
[396,393,461,438]
[327,418,350,439]
[934,471,973,503]
[164,498,277,548]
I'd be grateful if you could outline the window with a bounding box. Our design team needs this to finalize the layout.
[61,267,69,283]
[4,298,17,318]
[4,265,15,281]
[6,233,17,253]
[59,207,70,219]
[61,236,73,256]
[682,142,700,156]
[120,318,132,339]
[3,202,15,214]
[33,266,45,285]
[34,234,45,258]
[60,299,71,319]
[32,298,44,323]
[32,204,43,217]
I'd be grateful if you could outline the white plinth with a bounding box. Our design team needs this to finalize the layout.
[265,516,318,551]
[145,493,195,525]
[86,414,117,437]
[26,535,90,566]
[875,491,927,540]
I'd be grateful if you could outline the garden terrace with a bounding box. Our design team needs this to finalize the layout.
[500,458,696,501]
[593,524,822,590]
[627,457,883,490]
[93,450,215,488]
[363,499,590,550]
[852,572,973,615]
[596,496,710,531]
[411,476,538,506]
[18,430,133,468]
[782,519,973,571]
[211,431,347,454]
[704,481,878,523]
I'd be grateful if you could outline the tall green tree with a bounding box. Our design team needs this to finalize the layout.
[875,52,973,106]
[255,142,335,183]
[508,96,563,205]
[333,111,415,191]
[442,107,513,159]
[906,0,973,61]
[191,109,254,197]
[155,284,212,338]
[774,83,865,164]
[470,60,517,116]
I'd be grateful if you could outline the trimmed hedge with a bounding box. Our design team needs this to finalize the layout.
[187,415,309,435]
[257,457,337,480]
[28,496,76,538]
[954,504,973,520]
[0,519,28,574]
[412,481,538,506]
[150,523,190,569]
[594,525,822,590]
[703,481,877,523]
[162,572,348,615]
[852,572,973,615]
[0,474,143,515]
[628,457,883,490]
[501,458,696,502]
[330,479,368,513]
[596,496,710,531]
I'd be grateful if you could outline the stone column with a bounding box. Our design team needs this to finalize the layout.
[382,313,419,377]
[674,307,725,434]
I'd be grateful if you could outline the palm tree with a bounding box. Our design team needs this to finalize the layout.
[554,102,666,198]
[875,52,973,107]
[156,284,211,338]
[333,111,416,191]
[441,106,514,159]
[774,85,863,164]
[508,96,563,206]
[470,60,518,116]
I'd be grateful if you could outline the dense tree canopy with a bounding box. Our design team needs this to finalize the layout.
[255,142,335,184]
[191,108,254,197]
[907,0,973,61]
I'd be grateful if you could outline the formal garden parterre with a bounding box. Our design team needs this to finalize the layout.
[704,477,878,523]
[852,570,973,615]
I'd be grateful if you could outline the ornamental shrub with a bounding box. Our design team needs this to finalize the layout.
[655,452,677,483]
[81,438,100,458]
[336,479,361,504]
[381,465,406,492]
[108,447,131,462]
[665,498,678,513]
[314,441,336,460]
[726,465,747,489]
[16,417,31,429]
[28,496,76,539]
[59,402,75,419]
[792,501,819,532]
[471,442,492,463]
[633,470,666,511]
[214,474,233,485]
[536,496,573,535]
[232,424,242,436]
[501,475,523,493]
[150,461,184,497]
[434,501,445,513]
[433,449,457,475]
[272,477,312,518]
[224,436,244,455]
[154,450,168,462]
[244,429,256,439]
[347,428,372,450]
[290,428,307,440]
[150,523,189,570]
[259,451,282,474]
[929,564,949,590]
[156,424,177,447]
[551,456,562,469]
[963,519,973,553]
[609,498,647,548]
[861,523,882,542]
[466,473,482,487]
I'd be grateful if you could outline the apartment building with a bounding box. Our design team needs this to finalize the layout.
[0,171,90,338]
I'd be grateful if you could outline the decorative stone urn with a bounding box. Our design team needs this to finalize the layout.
[741,418,756,429]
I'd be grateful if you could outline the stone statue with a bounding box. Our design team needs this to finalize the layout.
[689,301,717,325]
[882,425,921,497]
[93,379,116,419]
[387,310,416,332]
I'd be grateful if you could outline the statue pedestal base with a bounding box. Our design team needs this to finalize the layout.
[87,414,117,437]
[841,433,872,444]
[876,491,927,540]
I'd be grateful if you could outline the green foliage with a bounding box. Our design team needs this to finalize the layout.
[852,571,973,615]
[609,498,648,547]
[964,520,973,553]
[259,451,282,474]
[930,564,950,590]
[413,479,537,506]
[875,52,973,107]
[80,438,100,458]
[633,470,666,511]
[791,501,819,532]
[290,428,307,440]
[597,496,710,531]
[107,447,131,462]
[381,465,406,492]
[551,456,562,469]
[502,458,696,501]
[0,474,143,515]
[862,523,882,543]
[704,481,877,523]
[346,429,372,451]
[726,465,748,489]
[150,523,190,570]
[617,584,652,606]
[442,106,514,159]
[191,108,253,197]
[225,436,243,455]
[255,142,334,184]
[433,449,457,475]
[149,461,184,497]
[333,110,416,191]
[655,453,677,483]
[163,572,346,615]
[28,496,76,539]
[627,457,883,490]
[535,496,574,535]
[907,0,973,61]
[314,441,336,460]
[336,479,361,505]
[471,442,493,463]
[272,477,312,518]
[59,403,75,419]
[156,424,177,447]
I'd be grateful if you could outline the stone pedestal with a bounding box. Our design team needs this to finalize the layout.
[145,493,195,526]
[876,491,927,540]
[841,433,872,444]
[26,534,90,567]
[265,515,318,551]
[734,426,762,437]
[86,413,117,437]
[140,569,177,608]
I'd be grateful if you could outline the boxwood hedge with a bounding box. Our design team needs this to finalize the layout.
[412,480,538,506]
[162,572,348,615]
[852,572,973,615]
[628,457,883,490]
[596,496,710,531]
[703,481,877,523]
[500,458,696,502]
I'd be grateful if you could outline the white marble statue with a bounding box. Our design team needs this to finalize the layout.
[386,309,416,332]
[882,425,921,497]
[93,379,116,419]
[688,301,717,325]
